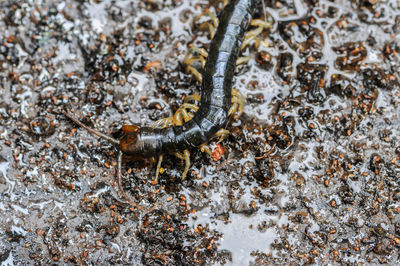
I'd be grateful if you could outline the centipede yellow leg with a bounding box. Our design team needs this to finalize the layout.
[154,154,163,184]
[173,103,199,126]
[242,19,272,49]
[184,47,208,83]
[195,10,219,38]
[174,149,191,180]
[174,109,193,126]
[184,49,207,68]
[208,10,219,28]
[185,55,207,68]
[184,94,201,102]
[153,102,199,129]
[187,67,204,83]
[215,128,230,142]
[152,116,174,129]
[189,47,209,58]
[172,110,192,180]
[184,47,208,67]
[199,128,229,157]
[251,18,272,30]
[199,143,212,156]
[236,56,251,65]
[242,27,263,49]
[198,22,217,39]
[229,88,246,119]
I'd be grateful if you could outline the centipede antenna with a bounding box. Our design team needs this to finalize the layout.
[116,151,144,210]
[62,110,120,146]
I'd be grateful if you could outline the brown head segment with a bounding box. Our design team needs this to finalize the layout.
[121,124,140,134]
[119,124,144,156]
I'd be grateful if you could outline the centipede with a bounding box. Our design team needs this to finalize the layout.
[63,0,263,208]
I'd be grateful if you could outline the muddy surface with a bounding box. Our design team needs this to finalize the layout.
[0,0,399,264]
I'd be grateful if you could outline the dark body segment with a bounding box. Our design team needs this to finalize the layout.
[121,0,259,157]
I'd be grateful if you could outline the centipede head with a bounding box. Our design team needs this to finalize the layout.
[119,124,144,157]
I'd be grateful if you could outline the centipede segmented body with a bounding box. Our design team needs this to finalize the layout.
[119,0,259,157]
[64,0,261,207]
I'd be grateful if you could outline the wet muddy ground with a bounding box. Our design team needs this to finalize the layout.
[0,0,400,264]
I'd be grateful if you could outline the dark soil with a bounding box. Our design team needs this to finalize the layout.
[0,0,399,264]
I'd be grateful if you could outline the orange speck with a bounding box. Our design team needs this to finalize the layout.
[211,143,224,161]
[7,35,14,43]
[144,60,161,72]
